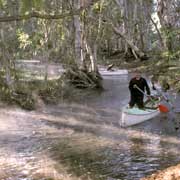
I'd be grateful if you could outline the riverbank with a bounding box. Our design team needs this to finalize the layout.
[141,163,180,180]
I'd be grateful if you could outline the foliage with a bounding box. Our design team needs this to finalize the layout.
[0,0,179,111]
[0,78,36,110]
[38,79,63,104]
[20,0,44,14]
[17,28,32,49]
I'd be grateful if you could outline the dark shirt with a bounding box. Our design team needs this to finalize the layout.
[129,77,150,96]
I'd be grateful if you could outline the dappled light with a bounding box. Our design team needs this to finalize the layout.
[0,0,179,179]
[0,72,180,179]
[0,91,180,179]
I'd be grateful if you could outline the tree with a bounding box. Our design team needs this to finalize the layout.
[157,0,180,52]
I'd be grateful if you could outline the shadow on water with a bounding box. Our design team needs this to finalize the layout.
[48,123,180,180]
[1,69,179,179]
[45,74,180,180]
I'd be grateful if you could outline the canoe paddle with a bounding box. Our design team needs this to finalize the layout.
[151,85,174,108]
[150,85,180,114]
[133,84,169,113]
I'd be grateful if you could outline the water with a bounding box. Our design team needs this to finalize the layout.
[0,73,180,180]
[53,74,180,180]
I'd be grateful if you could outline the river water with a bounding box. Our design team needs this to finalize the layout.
[55,74,180,180]
[0,73,180,180]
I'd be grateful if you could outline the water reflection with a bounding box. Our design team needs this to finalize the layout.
[76,74,180,180]
[0,73,179,180]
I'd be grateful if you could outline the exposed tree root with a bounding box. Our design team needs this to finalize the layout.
[61,68,103,89]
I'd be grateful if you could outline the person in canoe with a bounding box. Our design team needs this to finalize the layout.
[128,71,151,109]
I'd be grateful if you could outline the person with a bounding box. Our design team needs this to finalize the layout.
[128,71,151,109]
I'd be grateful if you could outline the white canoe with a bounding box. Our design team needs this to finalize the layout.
[100,69,128,76]
[120,106,160,127]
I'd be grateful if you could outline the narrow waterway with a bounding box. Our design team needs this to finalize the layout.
[47,74,180,180]
[0,73,180,180]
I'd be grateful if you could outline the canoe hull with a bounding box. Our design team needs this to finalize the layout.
[120,107,160,127]
[100,70,128,76]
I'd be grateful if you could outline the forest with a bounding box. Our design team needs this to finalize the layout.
[0,0,179,109]
[0,0,180,180]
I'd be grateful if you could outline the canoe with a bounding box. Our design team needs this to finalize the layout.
[100,69,128,76]
[120,106,160,127]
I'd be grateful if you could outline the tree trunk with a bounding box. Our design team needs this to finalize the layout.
[157,0,177,52]
[113,26,145,59]
[114,0,153,53]
[0,27,13,88]
[73,0,84,69]
[149,15,164,49]
[88,0,105,72]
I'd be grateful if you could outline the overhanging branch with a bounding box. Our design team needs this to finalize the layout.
[0,0,101,22]
[0,10,81,22]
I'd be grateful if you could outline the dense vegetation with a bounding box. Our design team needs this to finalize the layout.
[0,0,179,109]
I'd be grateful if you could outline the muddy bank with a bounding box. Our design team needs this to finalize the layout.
[141,164,180,180]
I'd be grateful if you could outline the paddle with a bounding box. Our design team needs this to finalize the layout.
[151,84,180,114]
[154,90,180,113]
[133,84,169,113]
[152,85,174,108]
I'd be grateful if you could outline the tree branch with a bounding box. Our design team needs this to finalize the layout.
[0,10,81,22]
[0,0,101,22]
[149,15,164,49]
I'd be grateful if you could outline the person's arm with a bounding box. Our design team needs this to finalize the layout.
[152,82,156,90]
[144,79,151,95]
[129,79,134,92]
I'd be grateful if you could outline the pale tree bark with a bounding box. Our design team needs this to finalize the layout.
[87,0,105,72]
[149,15,164,49]
[114,0,154,54]
[157,0,179,51]
[114,0,143,57]
[74,0,103,73]
[123,0,130,54]
[0,27,13,88]
[113,25,145,58]
[73,0,84,69]
[142,0,153,51]
[112,0,147,59]
[41,20,52,82]
[133,0,153,51]
[44,35,49,81]
[114,0,129,53]
[85,40,96,71]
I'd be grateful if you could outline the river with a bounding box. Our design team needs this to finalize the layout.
[0,73,179,180]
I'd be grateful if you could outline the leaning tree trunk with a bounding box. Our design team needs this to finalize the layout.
[114,0,155,56]
[113,26,145,59]
[149,15,164,49]
[114,0,146,58]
